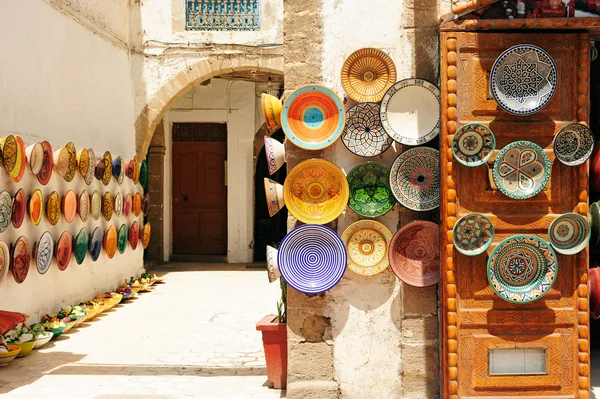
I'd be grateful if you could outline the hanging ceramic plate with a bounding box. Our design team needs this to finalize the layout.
[380,79,440,146]
[94,153,107,183]
[64,142,77,182]
[11,236,30,284]
[140,160,148,189]
[89,227,103,262]
[0,191,13,234]
[11,189,26,229]
[73,228,88,265]
[278,224,346,294]
[56,232,72,271]
[129,221,140,250]
[132,155,140,184]
[133,192,142,217]
[342,220,392,276]
[26,142,44,175]
[46,191,61,226]
[261,93,283,132]
[347,162,395,217]
[548,213,590,255]
[77,149,89,182]
[264,178,285,217]
[453,213,494,256]
[103,226,117,259]
[37,141,53,185]
[492,140,551,200]
[62,190,77,223]
[34,231,54,275]
[389,147,440,211]
[117,224,128,254]
[452,123,496,167]
[28,190,43,226]
[142,192,150,215]
[125,157,135,180]
[102,192,113,222]
[53,146,69,178]
[591,201,600,246]
[112,156,125,185]
[85,149,95,185]
[78,190,90,222]
[12,137,26,183]
[487,235,557,303]
[281,85,345,150]
[283,159,349,224]
[0,135,18,176]
[553,123,594,166]
[490,44,557,116]
[0,241,10,288]
[123,193,132,219]
[114,192,123,217]
[266,245,280,283]
[341,48,396,103]
[91,190,101,221]
[142,222,151,249]
[264,136,286,175]
[102,151,113,186]
[342,103,393,157]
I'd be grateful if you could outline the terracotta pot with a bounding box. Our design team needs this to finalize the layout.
[256,315,287,389]
[590,267,600,320]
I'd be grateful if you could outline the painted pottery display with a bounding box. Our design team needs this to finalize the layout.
[487,235,557,303]
[103,226,117,259]
[281,85,345,150]
[112,156,125,185]
[277,224,346,294]
[0,136,18,176]
[0,191,13,234]
[62,190,77,223]
[56,231,72,271]
[11,189,26,229]
[89,227,103,262]
[117,224,128,254]
[114,192,123,217]
[389,147,440,211]
[91,190,101,221]
[77,149,89,182]
[78,190,90,222]
[548,213,590,255]
[95,153,106,182]
[73,228,88,265]
[283,159,349,224]
[85,149,95,185]
[34,231,54,275]
[28,190,43,226]
[133,192,142,217]
[26,142,44,175]
[266,245,280,283]
[340,48,397,103]
[492,140,551,200]
[140,160,148,189]
[264,178,285,217]
[342,220,392,276]
[453,213,494,256]
[261,93,283,132]
[490,44,557,116]
[0,241,10,288]
[380,79,440,146]
[389,221,440,287]
[342,103,393,157]
[129,221,140,250]
[592,201,600,246]
[64,142,77,182]
[12,137,26,183]
[131,155,140,184]
[37,141,53,185]
[142,192,150,215]
[347,162,395,217]
[264,136,286,175]
[142,222,151,249]
[53,146,69,178]
[452,123,496,167]
[100,151,113,186]
[11,236,30,284]
[102,192,114,221]
[553,123,594,166]
[46,191,61,226]
[123,193,132,219]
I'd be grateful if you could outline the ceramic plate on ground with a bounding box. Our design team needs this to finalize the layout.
[264,136,286,175]
[64,142,77,182]
[28,190,43,226]
[133,192,142,217]
[123,193,132,219]
[281,85,345,150]
[0,191,13,234]
[47,191,60,226]
[389,147,440,211]
[283,159,349,224]
[380,79,440,146]
[56,231,72,271]
[26,142,44,175]
[11,236,30,284]
[342,103,393,157]
[548,213,590,255]
[73,228,88,265]
[452,123,496,167]
[140,160,148,189]
[102,192,113,222]
[492,140,551,200]
[261,93,282,133]
[490,44,557,116]
[0,241,10,288]
[62,190,77,223]
[89,227,103,262]
[487,235,557,303]
[142,222,151,249]
[342,220,392,276]
[0,135,18,176]
[37,141,53,185]
[53,146,68,178]
[34,232,54,275]
[112,156,124,185]
[12,137,25,183]
[114,192,123,217]
[266,245,280,283]
[347,162,395,217]
[389,221,440,287]
[553,123,594,166]
[592,201,600,246]
[264,178,285,217]
[91,190,101,221]
[278,224,346,294]
[11,189,26,229]
[341,48,397,103]
[78,190,90,222]
[129,221,140,250]
[117,224,128,254]
[453,213,494,256]
[103,226,117,259]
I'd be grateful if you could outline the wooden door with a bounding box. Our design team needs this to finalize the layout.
[172,123,227,255]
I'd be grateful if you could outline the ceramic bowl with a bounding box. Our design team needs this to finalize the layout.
[73,315,87,327]
[13,340,35,357]
[264,136,285,175]
[0,344,21,366]
[83,306,99,322]
[62,321,77,333]
[33,331,53,349]
[261,93,282,132]
[264,178,285,217]
[548,213,590,255]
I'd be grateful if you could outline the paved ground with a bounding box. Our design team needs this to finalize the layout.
[0,264,285,399]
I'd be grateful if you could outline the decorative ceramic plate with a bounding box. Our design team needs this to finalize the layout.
[102,192,114,222]
[133,192,142,217]
[73,228,88,265]
[261,93,283,132]
[132,155,140,184]
[56,231,72,271]
[112,156,125,185]
[103,226,117,259]
[453,213,494,256]
[548,213,590,255]
[264,179,285,217]
[53,146,69,178]
[278,224,346,294]
[12,137,25,183]
[62,190,77,223]
[281,85,346,150]
[0,241,10,288]
[37,141,53,185]
[389,147,440,211]
[140,160,148,189]
[64,142,77,182]
[142,192,150,215]
[380,79,440,146]
[342,103,393,157]
[126,157,135,180]
[123,193,132,219]
[553,123,594,166]
[91,190,101,221]
[26,142,44,175]
[347,162,395,217]
[114,192,123,217]
[77,149,89,181]
[342,220,393,276]
[142,222,151,249]
[492,140,551,200]
[129,221,140,250]
[264,136,286,175]
[0,191,13,234]
[28,190,43,226]
[0,135,18,176]
[266,245,280,283]
[101,151,113,186]
[78,190,90,222]
[47,191,61,226]
[452,123,496,167]
[389,221,440,287]
[341,48,397,103]
[11,189,26,229]
[34,231,54,275]
[95,154,106,182]
[591,201,600,246]
[283,159,349,224]
[11,236,30,284]
[487,235,557,303]
[84,149,95,185]
[117,224,128,254]
[89,227,103,262]
[490,44,557,116]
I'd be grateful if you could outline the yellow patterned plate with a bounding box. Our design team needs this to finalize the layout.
[47,191,61,226]
[64,142,77,182]
[342,220,393,276]
[341,48,397,103]
[102,192,113,222]
[283,159,349,224]
[0,135,18,176]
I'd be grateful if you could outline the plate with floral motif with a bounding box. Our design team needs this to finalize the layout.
[389,147,440,211]
[452,123,496,167]
[342,220,392,276]
[548,213,590,255]
[34,231,54,275]
[0,191,13,234]
[46,191,61,226]
[342,103,393,157]
[553,123,594,167]
[341,48,397,103]
[11,236,30,284]
[347,162,395,217]
[453,213,494,256]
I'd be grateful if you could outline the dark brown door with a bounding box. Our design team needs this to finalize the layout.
[172,123,227,255]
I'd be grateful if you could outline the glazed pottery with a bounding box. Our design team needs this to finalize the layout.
[490,44,557,116]
[264,136,286,175]
[342,220,392,276]
[140,160,148,189]
[46,191,61,226]
[129,221,140,250]
[102,192,114,221]
[142,192,150,214]
[283,159,349,224]
[133,192,142,217]
[261,93,283,132]
[12,136,26,183]
[266,245,280,283]
[123,193,133,219]
[278,224,346,294]
[77,149,89,182]
[103,226,117,259]
[453,213,494,256]
[91,190,101,221]
[112,156,125,185]
[0,345,21,366]
[281,85,345,150]
[33,331,53,349]
[0,191,13,234]
[94,153,106,182]
[78,190,90,222]
[37,141,53,185]
[131,155,140,184]
[592,201,600,246]
[100,151,113,186]
[264,178,285,217]
[553,123,594,166]
[28,190,43,226]
[26,142,44,175]
[64,142,77,182]
[342,102,392,157]
[340,48,397,103]
[142,222,151,249]
[62,190,77,223]
[347,162,395,217]
[89,227,103,262]
[11,236,30,284]
[53,146,69,178]
[452,123,496,167]
[11,189,26,229]
[84,149,95,185]
[117,224,128,254]
[73,228,88,265]
[389,221,440,287]
[548,213,590,255]
[0,241,11,288]
[487,235,557,303]
[380,79,440,146]
[114,192,123,217]
[56,231,72,271]
[0,135,18,176]
[389,147,440,211]
[34,231,54,275]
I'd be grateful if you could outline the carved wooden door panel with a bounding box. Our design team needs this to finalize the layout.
[440,32,590,398]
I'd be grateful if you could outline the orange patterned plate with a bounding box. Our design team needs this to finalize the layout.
[62,190,77,223]
[11,136,25,182]
[55,231,72,271]
[64,142,77,182]
[342,220,392,276]
[47,192,61,226]
[37,141,53,185]
[91,190,101,221]
[53,146,69,178]
[28,190,44,226]
[78,190,90,222]
[26,142,44,175]
[103,225,118,259]
[283,159,349,224]
[129,221,139,250]
[102,192,113,222]
[11,236,30,284]
[133,192,142,217]
[341,48,397,103]
[11,189,26,229]
[0,135,18,176]
[123,193,133,219]
[142,222,151,249]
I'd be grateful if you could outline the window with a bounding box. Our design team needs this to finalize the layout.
[185,0,260,31]
[489,348,547,376]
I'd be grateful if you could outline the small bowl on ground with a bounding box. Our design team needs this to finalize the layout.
[33,331,53,349]
[0,345,21,366]
[13,340,35,357]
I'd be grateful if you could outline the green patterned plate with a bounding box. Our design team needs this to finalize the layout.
[73,228,89,265]
[548,213,590,255]
[140,160,148,190]
[453,213,494,256]
[347,162,395,217]
[118,224,128,254]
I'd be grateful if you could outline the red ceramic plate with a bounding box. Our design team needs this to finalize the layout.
[129,221,139,250]
[56,231,72,271]
[37,141,54,185]
[103,225,118,259]
[11,189,26,229]
[11,237,30,284]
[124,193,132,219]
[62,190,77,223]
